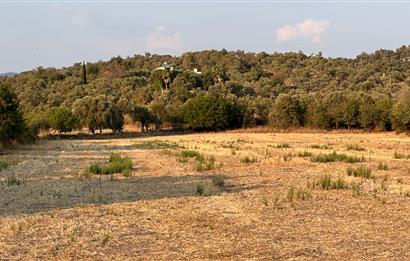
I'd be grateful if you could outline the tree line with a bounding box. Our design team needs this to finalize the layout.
[1,46,410,145]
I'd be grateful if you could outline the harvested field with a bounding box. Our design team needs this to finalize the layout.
[0,132,409,260]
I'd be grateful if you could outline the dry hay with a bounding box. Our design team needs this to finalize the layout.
[0,132,409,260]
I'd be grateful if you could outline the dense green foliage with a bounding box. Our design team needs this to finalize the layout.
[0,85,29,145]
[181,95,240,130]
[1,46,410,133]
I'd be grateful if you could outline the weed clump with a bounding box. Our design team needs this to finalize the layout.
[346,166,373,179]
[311,151,364,163]
[0,160,11,171]
[310,175,348,190]
[346,144,366,151]
[196,183,205,196]
[5,174,23,186]
[84,153,132,176]
[297,151,312,157]
[275,143,291,149]
[240,156,258,164]
[195,155,215,171]
[377,162,389,170]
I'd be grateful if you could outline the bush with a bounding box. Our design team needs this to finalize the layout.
[181,95,241,131]
[48,107,76,133]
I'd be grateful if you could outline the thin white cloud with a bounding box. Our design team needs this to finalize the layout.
[145,26,184,52]
[276,19,330,44]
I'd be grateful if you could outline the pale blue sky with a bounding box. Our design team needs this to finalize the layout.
[1,1,410,72]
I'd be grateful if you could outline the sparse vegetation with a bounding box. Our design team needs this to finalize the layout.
[346,166,373,179]
[311,175,348,190]
[134,140,180,150]
[377,162,389,170]
[297,151,312,157]
[346,144,366,151]
[84,153,132,175]
[195,155,215,171]
[0,159,11,171]
[240,156,258,164]
[275,143,291,149]
[311,152,364,163]
[393,151,410,159]
[5,174,23,186]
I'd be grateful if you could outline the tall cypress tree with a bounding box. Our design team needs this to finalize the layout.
[81,61,87,84]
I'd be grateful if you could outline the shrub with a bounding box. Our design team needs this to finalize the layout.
[48,107,76,133]
[346,166,373,179]
[181,95,241,131]
[311,151,364,163]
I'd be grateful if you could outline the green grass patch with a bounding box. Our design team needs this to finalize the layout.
[180,150,201,158]
[346,166,373,179]
[311,151,364,163]
[85,153,132,175]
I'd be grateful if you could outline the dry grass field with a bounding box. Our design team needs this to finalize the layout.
[0,131,409,260]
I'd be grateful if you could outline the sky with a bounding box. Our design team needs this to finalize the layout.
[1,1,410,72]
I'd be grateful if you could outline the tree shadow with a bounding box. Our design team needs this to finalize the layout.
[0,174,258,217]
[43,129,193,141]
